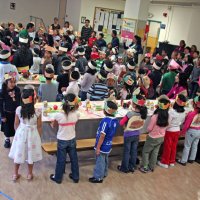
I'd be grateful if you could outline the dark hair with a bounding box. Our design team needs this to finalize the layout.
[2,80,10,94]
[185,46,191,52]
[154,98,170,127]
[134,35,142,46]
[180,40,186,47]
[194,50,199,55]
[177,73,188,89]
[135,95,147,120]
[99,33,104,38]
[178,52,185,59]
[21,89,35,119]
[18,23,23,29]
[26,23,34,30]
[191,45,197,52]
[85,19,90,23]
[112,30,117,36]
[138,68,147,75]
[18,43,30,63]
[173,94,186,113]
[64,21,69,26]
[87,67,96,75]
[62,93,77,116]
[104,101,117,116]
[45,67,54,80]
[185,55,193,65]
[92,31,96,35]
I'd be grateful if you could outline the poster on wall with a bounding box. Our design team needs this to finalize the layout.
[121,18,137,43]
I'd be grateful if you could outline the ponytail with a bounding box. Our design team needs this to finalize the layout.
[136,105,147,120]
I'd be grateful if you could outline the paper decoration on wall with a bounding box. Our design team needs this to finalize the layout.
[10,2,16,10]
[93,7,124,35]
[121,18,137,41]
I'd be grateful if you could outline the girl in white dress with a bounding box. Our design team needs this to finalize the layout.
[9,88,42,181]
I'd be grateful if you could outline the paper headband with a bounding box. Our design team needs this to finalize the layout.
[194,96,200,108]
[97,73,106,81]
[127,62,135,70]
[22,96,33,104]
[104,101,117,116]
[132,95,146,107]
[158,102,170,110]
[153,62,161,70]
[4,72,17,81]
[175,95,186,107]
[59,46,68,52]
[68,97,80,107]
[104,64,113,72]
[0,51,11,59]
[45,71,54,78]
[124,76,134,86]
[19,37,28,44]
[88,61,96,70]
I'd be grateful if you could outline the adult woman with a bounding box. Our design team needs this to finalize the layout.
[175,40,186,52]
[182,54,194,79]
[167,73,188,99]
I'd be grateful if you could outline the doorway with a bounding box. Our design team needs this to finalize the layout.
[146,20,161,54]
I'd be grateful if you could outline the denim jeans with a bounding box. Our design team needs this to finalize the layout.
[93,152,109,180]
[181,129,200,162]
[54,138,79,182]
[121,135,139,172]
[80,91,87,101]
[189,82,199,99]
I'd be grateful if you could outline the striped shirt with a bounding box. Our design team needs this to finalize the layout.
[88,83,109,101]
[95,59,104,72]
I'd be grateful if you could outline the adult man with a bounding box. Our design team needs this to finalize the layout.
[81,19,93,42]
[111,30,119,49]
[51,17,61,30]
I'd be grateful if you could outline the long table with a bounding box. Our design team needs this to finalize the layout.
[36,100,193,142]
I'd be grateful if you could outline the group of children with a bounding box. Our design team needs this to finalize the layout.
[0,20,200,184]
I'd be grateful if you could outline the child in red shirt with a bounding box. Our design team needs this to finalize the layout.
[88,31,97,48]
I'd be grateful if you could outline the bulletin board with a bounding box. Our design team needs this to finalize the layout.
[121,18,137,42]
[93,7,124,36]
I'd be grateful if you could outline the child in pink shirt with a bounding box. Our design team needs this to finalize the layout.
[140,95,171,173]
[177,96,200,165]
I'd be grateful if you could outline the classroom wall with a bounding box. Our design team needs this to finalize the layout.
[0,0,59,29]
[65,0,82,31]
[148,4,200,48]
[78,0,125,32]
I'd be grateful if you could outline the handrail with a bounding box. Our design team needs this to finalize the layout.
[30,16,47,33]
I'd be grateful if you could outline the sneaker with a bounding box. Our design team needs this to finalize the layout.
[169,163,175,167]
[69,173,79,183]
[89,177,103,183]
[4,139,11,148]
[157,161,169,169]
[128,168,135,173]
[188,160,194,164]
[139,166,151,173]
[177,159,186,166]
[117,165,129,173]
[50,174,61,184]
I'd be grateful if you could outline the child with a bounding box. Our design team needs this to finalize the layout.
[88,31,97,48]
[158,94,187,168]
[89,99,119,183]
[118,94,147,173]
[96,33,107,49]
[87,70,108,101]
[0,72,21,148]
[50,93,80,184]
[38,66,58,102]
[95,49,106,72]
[106,73,117,99]
[113,55,126,76]
[64,71,80,96]
[90,45,99,60]
[9,88,42,181]
[40,50,52,74]
[177,96,200,165]
[139,53,152,70]
[120,75,134,102]
[56,60,73,101]
[30,48,41,74]
[75,47,88,75]
[140,95,171,173]
[193,51,199,67]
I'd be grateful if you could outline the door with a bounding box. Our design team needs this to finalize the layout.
[58,0,67,27]
[146,20,161,54]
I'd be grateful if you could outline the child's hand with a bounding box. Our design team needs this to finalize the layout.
[61,87,67,92]
[1,118,7,122]
[96,148,100,156]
